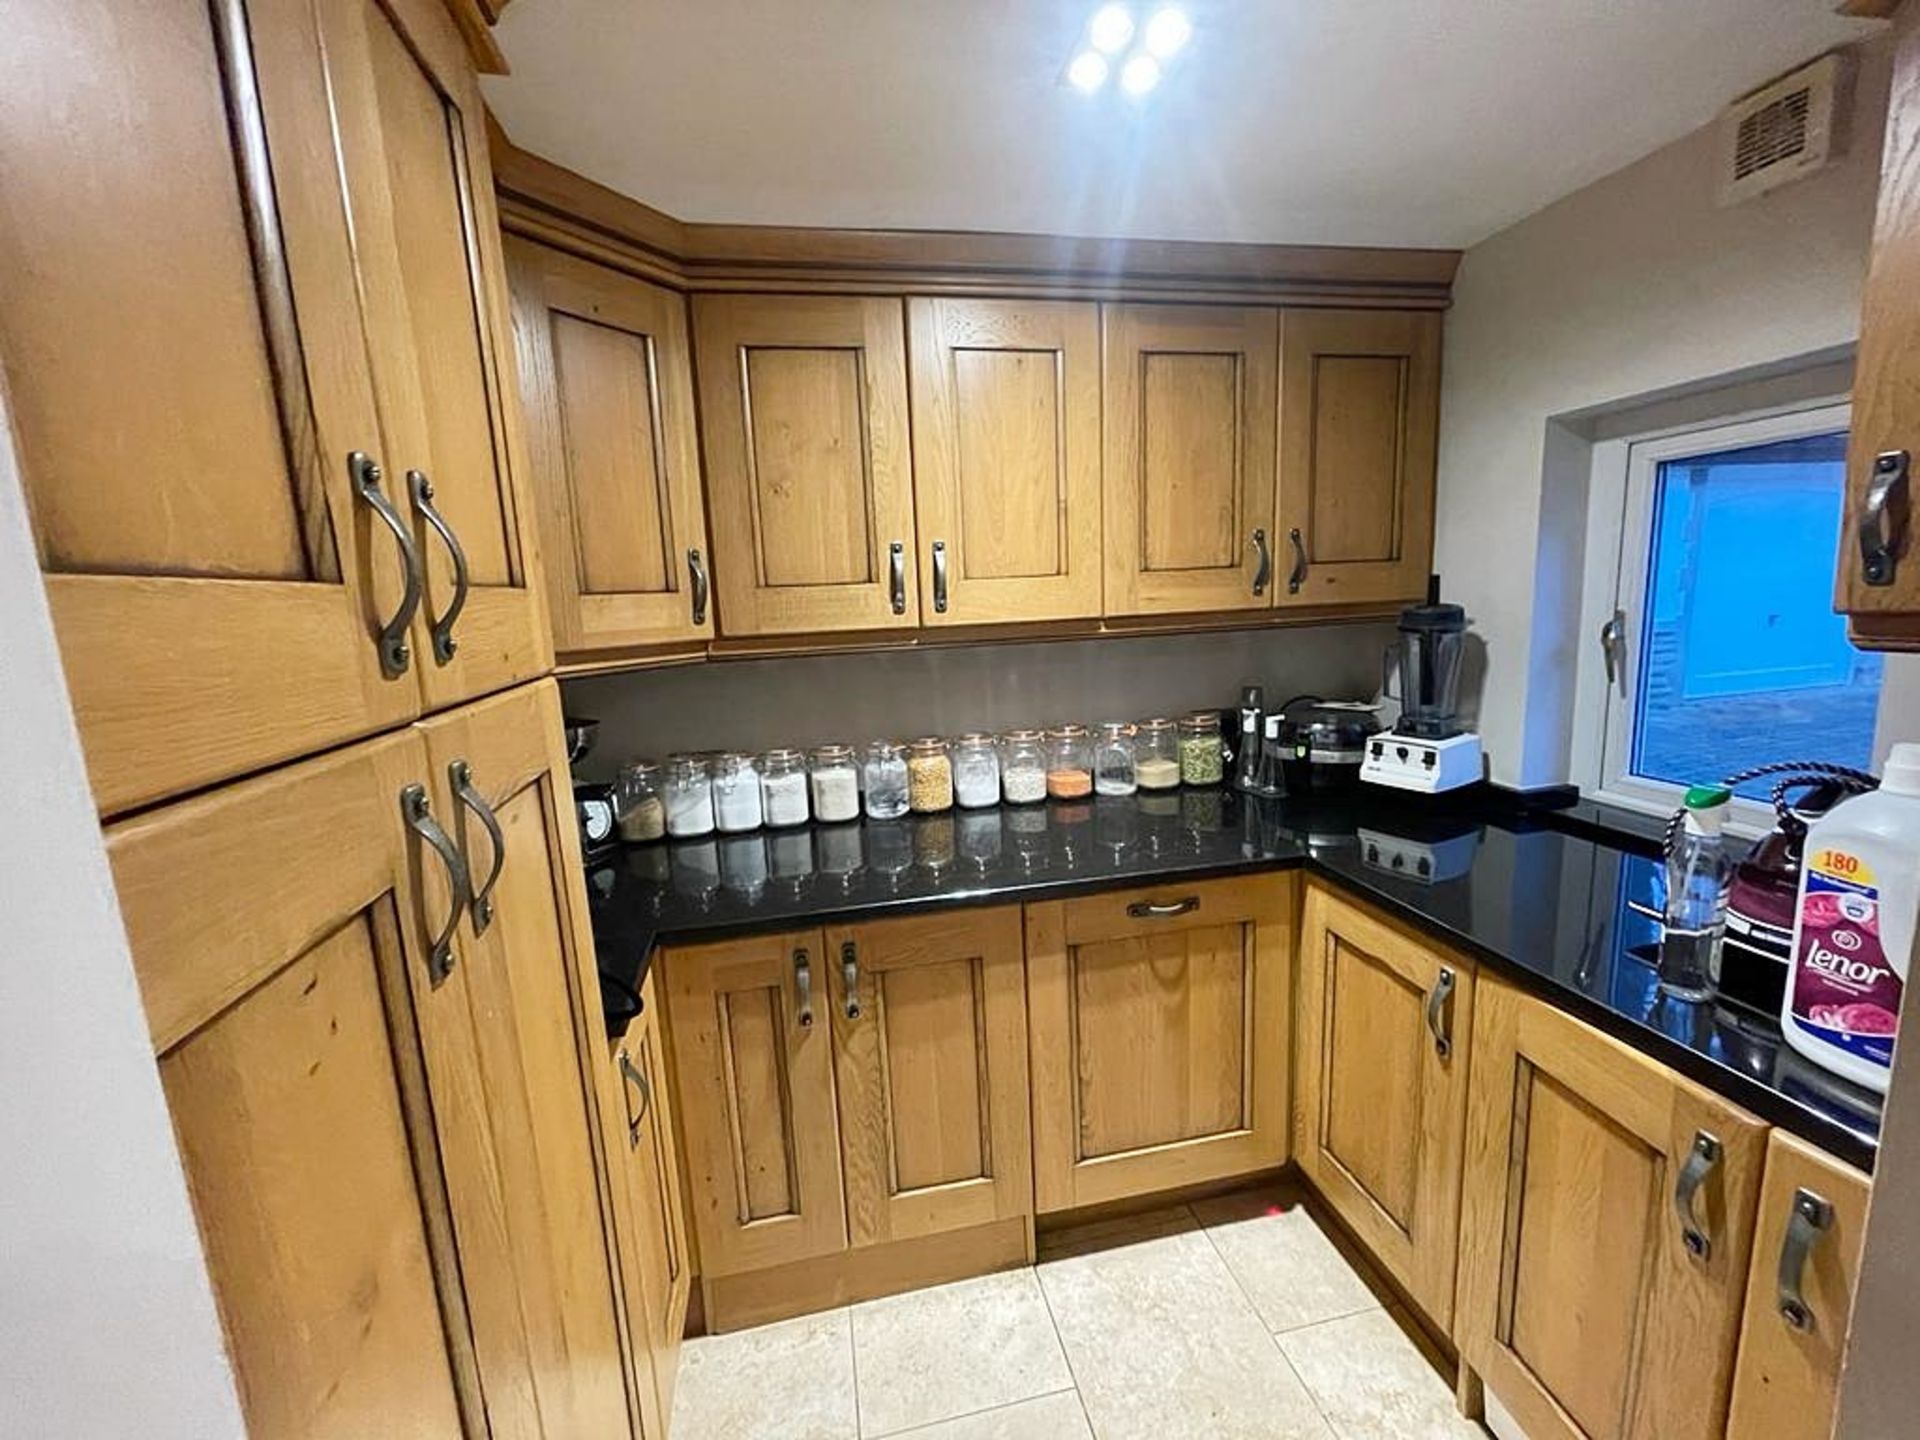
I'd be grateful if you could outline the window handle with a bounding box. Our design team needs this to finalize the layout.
[1600,609,1627,698]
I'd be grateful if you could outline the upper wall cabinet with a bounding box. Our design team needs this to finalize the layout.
[908,298,1103,625]
[692,294,918,635]
[1103,304,1280,617]
[1277,309,1441,608]
[507,236,712,658]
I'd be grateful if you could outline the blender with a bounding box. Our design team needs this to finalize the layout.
[1361,579,1484,794]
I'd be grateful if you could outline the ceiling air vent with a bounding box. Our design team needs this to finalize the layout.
[1716,53,1852,207]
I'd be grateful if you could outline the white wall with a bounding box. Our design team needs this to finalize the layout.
[1435,37,1892,788]
[0,401,242,1433]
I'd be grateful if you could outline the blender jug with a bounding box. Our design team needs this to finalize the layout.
[1387,583,1467,738]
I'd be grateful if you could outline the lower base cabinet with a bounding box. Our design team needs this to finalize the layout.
[1026,874,1294,1212]
[1456,975,1767,1440]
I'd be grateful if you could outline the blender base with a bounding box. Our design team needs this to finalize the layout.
[1361,731,1484,794]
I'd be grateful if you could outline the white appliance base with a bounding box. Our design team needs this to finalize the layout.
[1361,730,1484,794]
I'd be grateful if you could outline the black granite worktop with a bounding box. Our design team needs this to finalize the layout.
[583,787,1883,1171]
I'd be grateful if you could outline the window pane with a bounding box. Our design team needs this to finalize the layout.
[1631,430,1881,798]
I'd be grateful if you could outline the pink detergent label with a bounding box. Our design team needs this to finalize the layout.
[1792,850,1902,1070]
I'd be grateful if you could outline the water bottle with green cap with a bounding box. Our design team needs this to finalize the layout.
[1661,783,1734,1001]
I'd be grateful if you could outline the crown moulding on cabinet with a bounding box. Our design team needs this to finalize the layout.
[484,115,1463,309]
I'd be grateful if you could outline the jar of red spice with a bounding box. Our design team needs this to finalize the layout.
[1044,724,1093,800]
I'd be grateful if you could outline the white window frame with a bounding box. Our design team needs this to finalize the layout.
[1570,396,1858,830]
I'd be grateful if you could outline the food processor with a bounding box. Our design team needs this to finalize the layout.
[1361,578,1484,794]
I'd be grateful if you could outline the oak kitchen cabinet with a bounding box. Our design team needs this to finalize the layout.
[507,235,713,660]
[691,293,918,635]
[1294,882,1474,1330]
[1027,874,1294,1211]
[1456,975,1768,1440]
[0,0,547,817]
[107,679,628,1439]
[907,297,1104,625]
[1724,1132,1873,1440]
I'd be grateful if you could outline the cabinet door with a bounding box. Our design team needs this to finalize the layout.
[1102,303,1278,616]
[1295,883,1474,1329]
[595,977,693,1439]
[908,298,1103,624]
[0,0,419,815]
[413,680,632,1439]
[1027,874,1292,1211]
[323,0,551,704]
[1457,977,1768,1440]
[663,929,850,1276]
[1725,1132,1872,1440]
[107,732,482,1438]
[1277,308,1440,607]
[826,908,1033,1247]
[506,236,713,658]
[692,294,917,634]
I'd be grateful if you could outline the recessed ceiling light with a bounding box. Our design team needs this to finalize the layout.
[1088,4,1135,56]
[1143,7,1191,59]
[1120,53,1161,97]
[1066,50,1109,94]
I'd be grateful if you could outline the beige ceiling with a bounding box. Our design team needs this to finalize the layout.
[484,1,1878,250]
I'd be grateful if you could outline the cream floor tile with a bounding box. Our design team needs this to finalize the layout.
[1191,1186,1387,1334]
[852,1268,1074,1437]
[670,1307,858,1440]
[1039,1228,1334,1440]
[888,1390,1093,1440]
[1277,1308,1485,1440]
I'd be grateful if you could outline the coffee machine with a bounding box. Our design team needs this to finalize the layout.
[1361,579,1483,794]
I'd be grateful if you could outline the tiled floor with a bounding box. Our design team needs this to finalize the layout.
[669,1184,1491,1439]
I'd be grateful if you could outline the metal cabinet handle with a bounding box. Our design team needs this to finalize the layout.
[448,760,505,936]
[688,547,709,626]
[1127,896,1200,919]
[618,1047,651,1149]
[889,541,907,615]
[840,940,862,1020]
[408,469,469,665]
[793,945,814,1028]
[1859,449,1910,587]
[932,540,949,614]
[1600,609,1627,698]
[401,783,469,985]
[1287,527,1308,594]
[349,451,422,678]
[1250,528,1271,596]
[1425,966,1457,1059]
[1777,1187,1836,1331]
[1673,1130,1723,1261]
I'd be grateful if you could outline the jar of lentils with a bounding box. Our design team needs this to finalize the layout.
[808,744,861,823]
[760,748,811,827]
[906,737,954,813]
[1093,722,1138,796]
[999,729,1048,804]
[1178,711,1225,786]
[862,739,910,819]
[1135,718,1181,790]
[952,732,1001,808]
[1045,724,1093,800]
[664,753,715,838]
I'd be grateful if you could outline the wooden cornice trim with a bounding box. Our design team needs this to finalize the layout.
[442,0,508,74]
[487,120,1461,305]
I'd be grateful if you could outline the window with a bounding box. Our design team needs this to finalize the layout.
[1579,400,1890,813]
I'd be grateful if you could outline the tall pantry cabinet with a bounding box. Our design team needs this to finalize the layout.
[2,3,672,1438]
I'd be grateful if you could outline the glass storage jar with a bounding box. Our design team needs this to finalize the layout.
[862,739,911,819]
[760,748,811,827]
[664,754,715,837]
[808,744,861,823]
[1093,722,1138,797]
[1179,711,1224,786]
[712,751,764,832]
[999,729,1048,805]
[1135,718,1181,790]
[615,760,665,843]
[952,732,1001,808]
[1045,724,1093,800]
[906,738,954,813]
